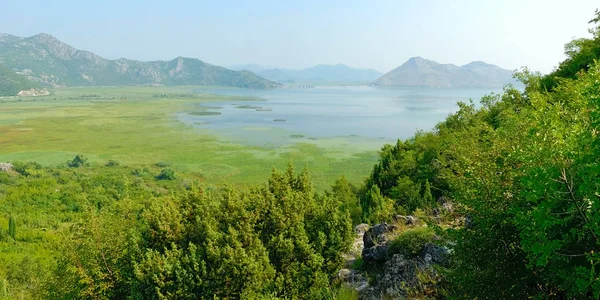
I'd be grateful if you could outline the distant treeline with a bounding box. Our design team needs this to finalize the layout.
[152,93,198,98]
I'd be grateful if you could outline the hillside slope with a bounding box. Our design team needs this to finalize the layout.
[0,33,280,89]
[0,65,41,96]
[375,57,514,87]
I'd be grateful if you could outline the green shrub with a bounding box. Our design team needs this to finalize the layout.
[0,277,7,298]
[351,256,364,270]
[155,161,171,168]
[0,226,6,242]
[335,285,359,300]
[387,227,435,257]
[105,159,120,167]
[67,154,89,168]
[131,167,150,177]
[11,161,43,176]
[156,167,176,180]
[8,216,16,240]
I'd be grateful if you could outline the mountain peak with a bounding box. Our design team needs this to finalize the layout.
[402,57,438,67]
[407,56,425,61]
[463,61,491,67]
[376,58,514,88]
[0,33,280,89]
[34,32,56,38]
[31,33,61,43]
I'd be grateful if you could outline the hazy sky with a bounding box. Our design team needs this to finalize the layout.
[1,0,598,73]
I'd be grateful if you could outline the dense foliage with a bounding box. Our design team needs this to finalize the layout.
[0,163,352,299]
[541,9,600,91]
[358,10,600,298]
[387,227,435,257]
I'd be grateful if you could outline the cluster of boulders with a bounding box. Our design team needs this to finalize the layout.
[17,88,49,97]
[0,162,13,172]
[362,223,397,262]
[360,243,448,299]
[433,196,454,218]
[339,217,450,299]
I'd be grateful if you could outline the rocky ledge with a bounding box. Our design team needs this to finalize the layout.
[339,219,450,299]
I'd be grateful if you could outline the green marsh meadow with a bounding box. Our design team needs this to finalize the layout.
[0,86,378,189]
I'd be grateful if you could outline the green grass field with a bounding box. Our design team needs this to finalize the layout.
[0,86,381,189]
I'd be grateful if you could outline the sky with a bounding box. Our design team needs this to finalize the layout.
[1,0,598,74]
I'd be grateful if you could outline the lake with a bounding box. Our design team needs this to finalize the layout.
[179,86,501,147]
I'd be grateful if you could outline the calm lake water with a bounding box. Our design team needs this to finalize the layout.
[180,86,501,147]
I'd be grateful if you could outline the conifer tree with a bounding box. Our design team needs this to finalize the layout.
[423,180,434,206]
[8,216,16,240]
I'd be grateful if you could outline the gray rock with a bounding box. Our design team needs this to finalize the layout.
[358,236,450,299]
[338,269,369,295]
[363,223,397,249]
[442,202,454,213]
[433,197,454,217]
[359,254,418,299]
[0,163,13,172]
[354,223,370,235]
[338,268,356,281]
[465,215,474,228]
[394,215,418,226]
[405,216,417,226]
[437,196,450,205]
[362,244,389,262]
[421,243,449,266]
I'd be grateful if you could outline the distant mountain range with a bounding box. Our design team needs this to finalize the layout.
[234,58,515,87]
[229,64,271,74]
[375,57,515,88]
[0,33,515,90]
[0,33,280,89]
[233,64,383,84]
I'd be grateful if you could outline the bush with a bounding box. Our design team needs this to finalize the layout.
[11,161,43,176]
[156,167,176,180]
[67,154,89,168]
[387,227,435,257]
[131,167,150,177]
[0,226,6,242]
[351,256,364,270]
[155,161,171,168]
[335,285,359,300]
[105,159,120,167]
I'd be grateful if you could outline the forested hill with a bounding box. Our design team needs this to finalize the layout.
[356,9,600,298]
[0,33,280,89]
[0,65,40,96]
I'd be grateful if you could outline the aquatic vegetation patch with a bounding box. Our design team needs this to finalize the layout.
[188,111,222,116]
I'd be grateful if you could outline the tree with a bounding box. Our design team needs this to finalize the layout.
[423,180,434,207]
[67,154,89,168]
[156,167,176,180]
[540,10,600,91]
[8,216,15,240]
[391,176,423,212]
[330,176,361,224]
[360,185,396,224]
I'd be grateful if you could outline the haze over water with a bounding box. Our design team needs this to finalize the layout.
[181,86,501,147]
